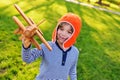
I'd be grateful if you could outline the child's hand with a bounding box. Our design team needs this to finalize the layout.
[22,36,31,48]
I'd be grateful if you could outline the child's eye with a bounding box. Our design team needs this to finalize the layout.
[68,31,72,34]
[60,28,64,31]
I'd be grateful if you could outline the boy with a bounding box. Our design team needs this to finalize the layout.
[22,13,82,80]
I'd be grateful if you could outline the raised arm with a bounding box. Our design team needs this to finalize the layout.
[22,44,44,63]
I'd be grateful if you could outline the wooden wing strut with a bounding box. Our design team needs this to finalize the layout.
[13,4,52,51]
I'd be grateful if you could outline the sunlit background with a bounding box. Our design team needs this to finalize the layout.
[0,0,120,80]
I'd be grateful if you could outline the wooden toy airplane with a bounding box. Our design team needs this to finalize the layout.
[13,4,52,51]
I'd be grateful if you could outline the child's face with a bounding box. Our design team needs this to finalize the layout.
[57,23,73,45]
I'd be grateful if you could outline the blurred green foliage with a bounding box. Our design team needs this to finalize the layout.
[0,0,120,80]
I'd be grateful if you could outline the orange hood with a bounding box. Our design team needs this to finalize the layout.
[52,13,82,49]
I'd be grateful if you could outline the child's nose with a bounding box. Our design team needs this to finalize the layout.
[61,31,67,36]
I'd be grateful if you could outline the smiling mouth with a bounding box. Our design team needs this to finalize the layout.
[59,36,68,41]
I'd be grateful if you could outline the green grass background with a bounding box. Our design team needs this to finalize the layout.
[0,0,120,80]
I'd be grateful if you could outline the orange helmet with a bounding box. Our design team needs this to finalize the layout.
[52,13,82,49]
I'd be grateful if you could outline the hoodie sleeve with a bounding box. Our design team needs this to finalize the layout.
[69,47,79,80]
[69,62,77,80]
[22,44,44,63]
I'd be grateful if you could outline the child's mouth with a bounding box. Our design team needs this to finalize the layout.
[59,36,67,41]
